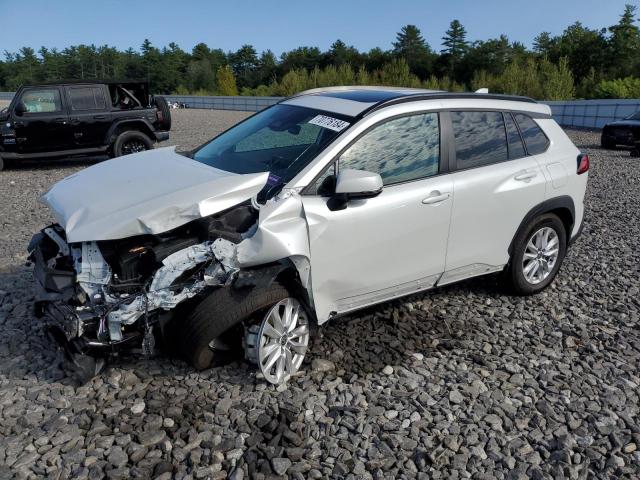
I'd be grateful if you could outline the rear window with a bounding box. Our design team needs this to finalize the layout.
[68,86,106,111]
[514,114,549,155]
[451,111,508,169]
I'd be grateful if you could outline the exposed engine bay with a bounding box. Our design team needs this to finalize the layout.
[28,201,295,381]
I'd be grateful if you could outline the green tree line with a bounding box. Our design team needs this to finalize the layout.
[1,4,639,100]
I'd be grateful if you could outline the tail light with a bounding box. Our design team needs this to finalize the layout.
[156,110,164,123]
[577,153,589,175]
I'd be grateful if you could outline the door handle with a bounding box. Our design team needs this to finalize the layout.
[13,121,24,128]
[54,117,67,125]
[422,190,451,204]
[514,171,537,182]
[93,115,106,120]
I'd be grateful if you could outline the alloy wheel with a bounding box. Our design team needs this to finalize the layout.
[522,226,560,285]
[257,298,309,384]
[121,140,148,155]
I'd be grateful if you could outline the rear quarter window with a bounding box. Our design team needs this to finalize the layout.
[514,114,549,155]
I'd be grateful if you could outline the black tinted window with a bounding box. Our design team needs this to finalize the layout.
[339,113,440,185]
[68,87,106,111]
[451,111,508,169]
[514,114,549,155]
[504,113,526,159]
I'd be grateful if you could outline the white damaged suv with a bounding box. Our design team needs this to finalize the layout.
[29,87,589,384]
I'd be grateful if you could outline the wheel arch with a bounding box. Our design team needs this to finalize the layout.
[508,196,575,256]
[106,119,155,146]
[233,258,317,326]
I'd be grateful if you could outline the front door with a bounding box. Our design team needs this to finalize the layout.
[13,87,72,154]
[301,112,453,322]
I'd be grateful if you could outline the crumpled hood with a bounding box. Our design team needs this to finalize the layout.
[42,146,268,243]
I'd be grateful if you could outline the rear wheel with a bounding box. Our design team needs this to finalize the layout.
[0,156,4,171]
[505,213,567,295]
[112,131,153,157]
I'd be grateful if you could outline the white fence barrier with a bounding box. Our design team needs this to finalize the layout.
[546,99,640,129]
[2,91,639,128]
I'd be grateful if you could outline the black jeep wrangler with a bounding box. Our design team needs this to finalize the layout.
[0,80,171,170]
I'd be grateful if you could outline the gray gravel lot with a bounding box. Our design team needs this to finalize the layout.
[1,109,639,479]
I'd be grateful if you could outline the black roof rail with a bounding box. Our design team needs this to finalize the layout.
[24,79,148,87]
[359,92,538,117]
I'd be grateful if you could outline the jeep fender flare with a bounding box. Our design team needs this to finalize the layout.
[105,119,157,146]
[507,196,576,257]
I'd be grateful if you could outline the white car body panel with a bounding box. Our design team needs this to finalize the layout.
[41,146,269,243]
[533,119,587,237]
[442,155,547,275]
[301,175,453,322]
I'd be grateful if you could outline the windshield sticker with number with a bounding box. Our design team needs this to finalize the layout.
[308,115,350,132]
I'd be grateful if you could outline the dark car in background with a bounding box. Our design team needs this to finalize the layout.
[601,111,640,150]
[0,80,171,171]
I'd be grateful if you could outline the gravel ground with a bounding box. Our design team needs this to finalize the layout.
[1,110,639,479]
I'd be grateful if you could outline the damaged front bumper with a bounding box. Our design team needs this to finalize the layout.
[28,225,239,363]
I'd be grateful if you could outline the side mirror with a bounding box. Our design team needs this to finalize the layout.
[328,169,383,211]
[14,102,26,116]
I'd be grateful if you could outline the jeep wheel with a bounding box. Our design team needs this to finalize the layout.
[505,213,567,295]
[153,96,172,131]
[0,156,4,171]
[112,131,153,157]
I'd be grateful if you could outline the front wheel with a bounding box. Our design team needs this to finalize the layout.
[177,282,310,384]
[112,131,153,157]
[505,213,567,295]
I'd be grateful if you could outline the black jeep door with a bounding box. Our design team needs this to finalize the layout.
[65,85,112,148]
[13,87,73,154]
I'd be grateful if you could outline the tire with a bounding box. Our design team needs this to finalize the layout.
[0,156,4,171]
[153,96,172,131]
[505,213,567,295]
[112,131,153,157]
[178,282,292,370]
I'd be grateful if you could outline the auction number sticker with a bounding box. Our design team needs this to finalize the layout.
[308,115,350,132]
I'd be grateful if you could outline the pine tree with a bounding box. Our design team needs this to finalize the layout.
[441,20,468,75]
[609,4,640,77]
[216,65,238,95]
[393,25,433,78]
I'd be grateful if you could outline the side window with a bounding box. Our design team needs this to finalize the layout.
[68,87,106,111]
[504,113,526,160]
[338,113,440,186]
[451,111,508,169]
[514,114,549,155]
[20,89,62,113]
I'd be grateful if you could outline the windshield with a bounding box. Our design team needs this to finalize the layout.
[626,111,640,120]
[191,105,352,199]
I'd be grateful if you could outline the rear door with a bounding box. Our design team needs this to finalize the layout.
[65,85,112,147]
[12,87,72,154]
[441,110,546,284]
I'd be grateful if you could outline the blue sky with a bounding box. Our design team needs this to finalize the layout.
[0,0,635,55]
